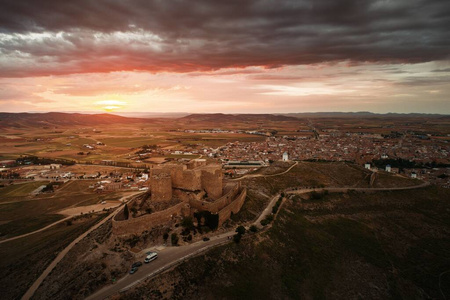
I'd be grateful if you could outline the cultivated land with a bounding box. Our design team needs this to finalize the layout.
[0,112,449,300]
[0,179,125,240]
[0,213,107,300]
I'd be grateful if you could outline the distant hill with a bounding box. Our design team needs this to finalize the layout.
[281,112,448,118]
[179,113,298,123]
[0,112,154,128]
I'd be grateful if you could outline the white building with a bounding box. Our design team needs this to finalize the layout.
[282,152,289,161]
[364,163,371,170]
[411,172,417,179]
[385,164,391,172]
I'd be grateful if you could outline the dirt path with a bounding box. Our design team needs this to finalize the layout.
[21,206,124,300]
[0,216,73,245]
[25,171,430,300]
[1,192,141,245]
[231,161,298,181]
[286,181,430,195]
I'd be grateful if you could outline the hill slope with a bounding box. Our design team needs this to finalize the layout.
[121,186,450,299]
[0,112,154,128]
[179,113,298,123]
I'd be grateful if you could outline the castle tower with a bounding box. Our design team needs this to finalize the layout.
[151,173,172,202]
[201,165,223,200]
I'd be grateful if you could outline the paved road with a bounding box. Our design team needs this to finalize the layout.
[86,231,236,300]
[24,160,430,300]
[87,192,288,300]
[86,165,431,300]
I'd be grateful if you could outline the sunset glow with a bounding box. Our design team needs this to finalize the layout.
[0,1,448,114]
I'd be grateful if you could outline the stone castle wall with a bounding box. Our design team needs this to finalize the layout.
[218,188,247,226]
[173,189,205,203]
[171,168,202,191]
[113,161,244,236]
[188,182,240,213]
[200,166,223,200]
[151,173,172,202]
[112,202,188,236]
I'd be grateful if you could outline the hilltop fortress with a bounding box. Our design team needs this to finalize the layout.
[112,159,246,236]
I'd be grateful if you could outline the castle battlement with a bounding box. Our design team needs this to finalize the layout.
[112,160,245,236]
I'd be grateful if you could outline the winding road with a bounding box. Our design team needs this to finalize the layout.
[21,161,431,300]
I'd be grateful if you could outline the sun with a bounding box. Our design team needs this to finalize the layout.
[95,100,127,112]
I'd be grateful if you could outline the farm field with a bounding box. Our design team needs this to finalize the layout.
[0,181,49,200]
[0,179,125,240]
[0,213,108,300]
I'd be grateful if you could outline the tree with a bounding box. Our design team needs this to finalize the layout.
[249,225,258,233]
[163,232,169,243]
[235,225,246,235]
[124,204,129,220]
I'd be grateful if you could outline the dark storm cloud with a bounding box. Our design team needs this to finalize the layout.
[0,0,449,77]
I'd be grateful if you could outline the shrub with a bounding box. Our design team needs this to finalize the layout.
[250,225,258,232]
[181,216,194,229]
[236,225,246,235]
[163,232,169,243]
[260,214,274,226]
[272,206,279,214]
[171,233,179,246]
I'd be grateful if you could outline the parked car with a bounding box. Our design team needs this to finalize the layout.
[132,261,142,268]
[129,267,138,274]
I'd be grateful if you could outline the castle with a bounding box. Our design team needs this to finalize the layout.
[112,159,246,236]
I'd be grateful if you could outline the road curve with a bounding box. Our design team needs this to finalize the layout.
[87,169,431,300]
[86,231,236,300]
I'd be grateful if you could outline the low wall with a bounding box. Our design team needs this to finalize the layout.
[112,202,188,236]
[218,188,247,226]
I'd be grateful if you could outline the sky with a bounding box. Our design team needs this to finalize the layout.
[0,0,449,114]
